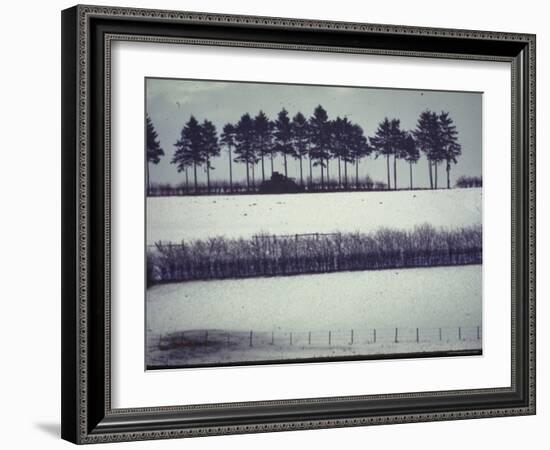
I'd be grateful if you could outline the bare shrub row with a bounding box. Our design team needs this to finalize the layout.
[147,224,482,285]
[148,176,388,196]
[456,176,482,188]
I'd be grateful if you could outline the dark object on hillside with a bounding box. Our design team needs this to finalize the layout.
[259,172,305,194]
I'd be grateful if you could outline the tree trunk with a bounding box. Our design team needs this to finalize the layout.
[386,154,391,190]
[270,153,274,176]
[446,161,451,189]
[245,162,250,192]
[393,154,397,190]
[193,162,198,194]
[261,155,265,182]
[338,157,342,187]
[326,158,330,187]
[251,163,255,189]
[228,147,233,193]
[355,158,359,189]
[206,156,210,194]
[185,167,189,193]
[344,161,348,188]
[309,156,313,187]
[434,161,438,189]
[428,156,433,189]
[146,162,150,195]
[320,160,324,189]
[299,155,303,186]
[409,162,413,190]
[283,154,288,177]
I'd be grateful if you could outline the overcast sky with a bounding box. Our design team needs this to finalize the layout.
[145,77,482,189]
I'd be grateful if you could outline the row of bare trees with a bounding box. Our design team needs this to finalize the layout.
[147,224,482,284]
[146,106,463,194]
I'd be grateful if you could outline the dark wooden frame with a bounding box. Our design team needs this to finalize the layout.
[61,4,536,444]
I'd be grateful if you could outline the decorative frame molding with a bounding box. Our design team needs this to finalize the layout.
[61,4,535,444]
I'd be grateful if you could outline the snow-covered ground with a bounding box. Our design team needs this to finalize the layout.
[146,188,482,244]
[146,265,482,367]
[147,338,481,368]
[147,266,481,333]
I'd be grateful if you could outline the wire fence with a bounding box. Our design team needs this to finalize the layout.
[146,232,343,249]
[152,325,482,351]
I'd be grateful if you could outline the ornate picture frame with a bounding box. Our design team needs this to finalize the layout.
[61,5,535,444]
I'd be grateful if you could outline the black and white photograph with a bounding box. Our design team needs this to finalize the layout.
[145,78,483,369]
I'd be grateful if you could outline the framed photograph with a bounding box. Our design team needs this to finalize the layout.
[61,4,536,444]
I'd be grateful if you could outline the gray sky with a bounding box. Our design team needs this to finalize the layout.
[146,78,482,189]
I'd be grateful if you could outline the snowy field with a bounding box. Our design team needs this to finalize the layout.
[146,265,482,367]
[146,188,482,244]
[147,338,481,368]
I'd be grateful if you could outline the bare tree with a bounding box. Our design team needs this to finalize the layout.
[414,110,438,189]
[309,105,331,189]
[439,111,462,189]
[253,111,272,183]
[347,123,371,189]
[172,116,203,193]
[146,114,164,194]
[401,132,420,189]
[291,112,310,186]
[370,117,402,190]
[220,123,236,193]
[273,108,294,178]
[234,113,256,191]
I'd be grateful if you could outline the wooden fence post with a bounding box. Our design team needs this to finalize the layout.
[350,329,354,345]
[329,330,332,346]
[308,331,311,345]
[271,331,274,345]
[373,328,377,343]
[395,327,398,343]
[439,327,442,341]
[477,326,480,340]
[249,330,253,347]
[290,332,293,346]
[416,328,419,343]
